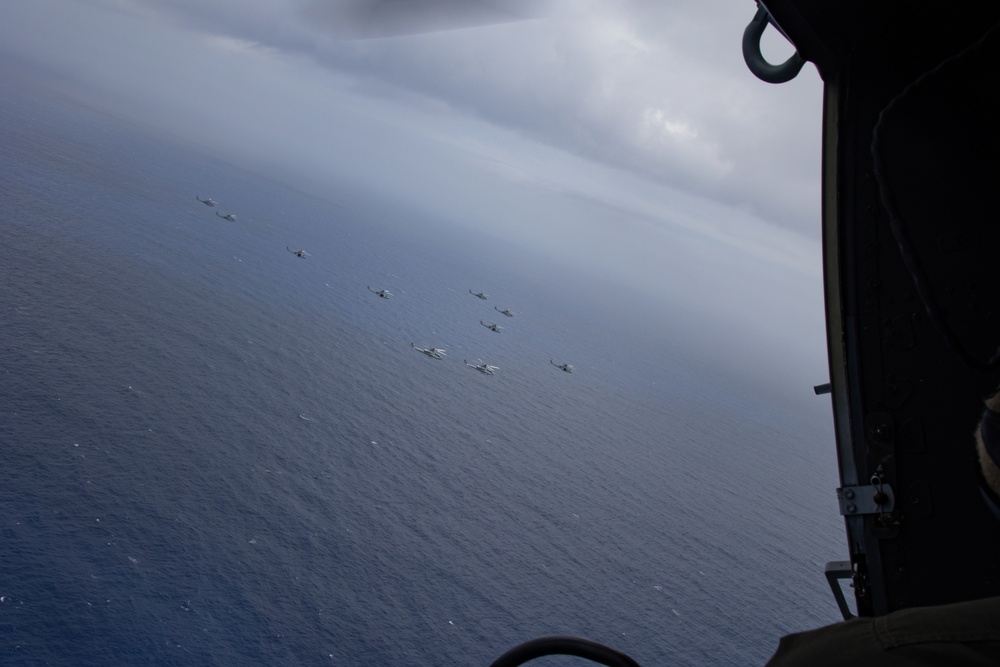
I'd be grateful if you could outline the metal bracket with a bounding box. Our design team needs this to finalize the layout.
[837,482,895,515]
[825,561,856,620]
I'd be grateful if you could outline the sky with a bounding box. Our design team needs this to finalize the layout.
[0,0,830,393]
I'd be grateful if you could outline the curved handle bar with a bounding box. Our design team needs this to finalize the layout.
[742,4,805,84]
[489,636,641,667]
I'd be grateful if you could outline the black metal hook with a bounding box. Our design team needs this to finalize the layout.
[742,3,805,84]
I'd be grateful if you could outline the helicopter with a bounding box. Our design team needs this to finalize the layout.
[412,343,446,359]
[465,359,499,375]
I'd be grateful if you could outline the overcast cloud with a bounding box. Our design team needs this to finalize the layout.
[0,0,830,387]
[73,0,823,232]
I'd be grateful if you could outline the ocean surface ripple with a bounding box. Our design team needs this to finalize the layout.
[0,73,843,666]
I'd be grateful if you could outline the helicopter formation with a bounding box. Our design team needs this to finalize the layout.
[198,196,238,221]
[195,195,572,379]
[390,287,572,377]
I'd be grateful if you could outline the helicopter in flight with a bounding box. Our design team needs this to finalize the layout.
[411,343,446,359]
[216,212,237,222]
[367,286,392,299]
[464,359,499,375]
[196,196,217,206]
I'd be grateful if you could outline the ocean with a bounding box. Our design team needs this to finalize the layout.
[0,70,845,666]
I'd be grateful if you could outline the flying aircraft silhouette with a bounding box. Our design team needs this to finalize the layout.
[464,358,498,375]
[411,343,446,359]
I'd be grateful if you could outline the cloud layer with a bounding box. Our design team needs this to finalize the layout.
[67,0,824,234]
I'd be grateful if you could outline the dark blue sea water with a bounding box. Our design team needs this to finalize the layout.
[0,69,845,666]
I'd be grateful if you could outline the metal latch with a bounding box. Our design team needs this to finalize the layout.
[825,560,856,620]
[837,481,895,515]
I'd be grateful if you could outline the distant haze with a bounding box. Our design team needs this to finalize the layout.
[0,0,829,395]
